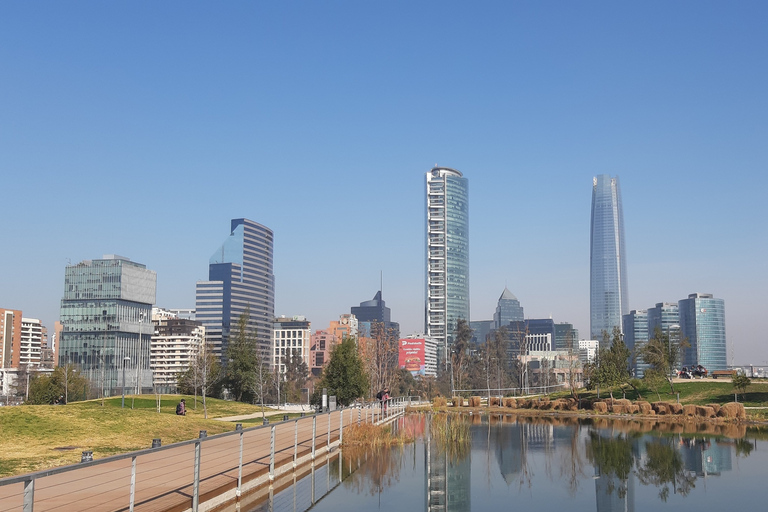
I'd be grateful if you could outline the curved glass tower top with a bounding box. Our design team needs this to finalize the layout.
[590,175,628,342]
[426,167,469,361]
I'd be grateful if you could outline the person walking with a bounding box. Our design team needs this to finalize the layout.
[382,387,390,414]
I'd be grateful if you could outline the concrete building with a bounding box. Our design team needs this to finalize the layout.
[0,308,22,369]
[59,255,157,395]
[426,166,469,367]
[273,316,311,376]
[196,218,275,361]
[19,318,44,367]
[309,314,357,376]
[150,308,205,393]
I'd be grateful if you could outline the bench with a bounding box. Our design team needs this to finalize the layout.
[711,370,735,379]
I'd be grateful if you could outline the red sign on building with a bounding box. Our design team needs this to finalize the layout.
[399,338,426,376]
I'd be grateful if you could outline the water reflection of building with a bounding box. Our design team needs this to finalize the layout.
[494,424,524,485]
[594,467,635,512]
[679,438,732,477]
[426,425,471,512]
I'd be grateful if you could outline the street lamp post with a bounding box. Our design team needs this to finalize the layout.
[122,356,130,408]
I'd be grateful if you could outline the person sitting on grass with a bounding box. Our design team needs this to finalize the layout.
[176,399,186,416]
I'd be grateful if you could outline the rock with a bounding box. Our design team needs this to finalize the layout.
[469,396,482,407]
[669,403,684,415]
[451,396,463,407]
[489,397,501,407]
[652,402,670,415]
[503,397,517,408]
[611,405,627,414]
[696,406,717,419]
[682,404,697,417]
[593,402,608,414]
[707,403,721,415]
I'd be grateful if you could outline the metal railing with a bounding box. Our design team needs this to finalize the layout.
[0,398,407,512]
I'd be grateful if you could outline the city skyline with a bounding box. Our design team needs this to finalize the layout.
[1,3,767,365]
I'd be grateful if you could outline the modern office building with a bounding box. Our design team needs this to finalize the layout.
[648,302,681,372]
[195,218,275,361]
[352,290,400,340]
[470,320,493,345]
[59,255,157,395]
[590,175,629,343]
[272,316,311,376]
[0,308,22,368]
[150,309,205,393]
[425,166,469,365]
[679,293,726,371]
[623,310,649,377]
[493,287,524,329]
[553,322,579,351]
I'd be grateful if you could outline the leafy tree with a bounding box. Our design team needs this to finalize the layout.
[281,349,309,403]
[314,336,369,406]
[225,309,260,403]
[639,327,688,394]
[586,432,635,498]
[26,365,88,405]
[587,327,633,399]
[732,372,751,401]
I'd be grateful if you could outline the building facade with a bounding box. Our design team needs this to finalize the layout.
[0,309,22,369]
[493,287,524,329]
[553,322,579,351]
[623,309,649,377]
[273,316,311,376]
[590,174,629,343]
[195,219,275,361]
[426,167,469,365]
[59,255,157,395]
[679,293,726,371]
[309,314,358,376]
[19,318,43,368]
[352,290,400,340]
[150,308,205,393]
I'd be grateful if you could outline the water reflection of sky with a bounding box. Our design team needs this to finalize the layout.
[248,415,767,512]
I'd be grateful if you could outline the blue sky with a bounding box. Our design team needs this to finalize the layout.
[1,2,766,365]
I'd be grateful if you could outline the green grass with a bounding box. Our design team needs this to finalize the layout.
[0,395,277,478]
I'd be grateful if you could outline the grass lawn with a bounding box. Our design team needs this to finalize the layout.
[0,395,276,478]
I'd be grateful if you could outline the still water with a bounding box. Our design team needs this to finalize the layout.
[248,414,766,512]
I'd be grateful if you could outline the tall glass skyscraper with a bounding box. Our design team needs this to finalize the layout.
[196,219,275,360]
[59,255,157,395]
[590,175,629,343]
[493,287,524,329]
[426,167,469,363]
[679,293,726,371]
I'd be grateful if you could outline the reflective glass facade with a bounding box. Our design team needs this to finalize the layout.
[426,167,469,363]
[623,309,649,377]
[679,293,726,371]
[59,256,157,395]
[493,287,524,329]
[590,175,629,343]
[196,219,275,360]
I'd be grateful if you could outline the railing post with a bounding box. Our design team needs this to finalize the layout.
[129,455,137,512]
[339,408,344,445]
[23,478,34,512]
[293,419,298,468]
[327,412,331,449]
[237,424,243,496]
[192,439,202,512]
[311,415,316,460]
[269,425,276,480]
[358,407,361,426]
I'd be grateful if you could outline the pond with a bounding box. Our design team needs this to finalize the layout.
[246,413,766,512]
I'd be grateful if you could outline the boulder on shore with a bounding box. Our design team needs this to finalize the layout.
[593,402,608,414]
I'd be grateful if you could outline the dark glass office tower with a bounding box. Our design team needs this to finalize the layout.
[426,167,469,365]
[590,175,629,343]
[196,219,275,360]
[493,287,524,329]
